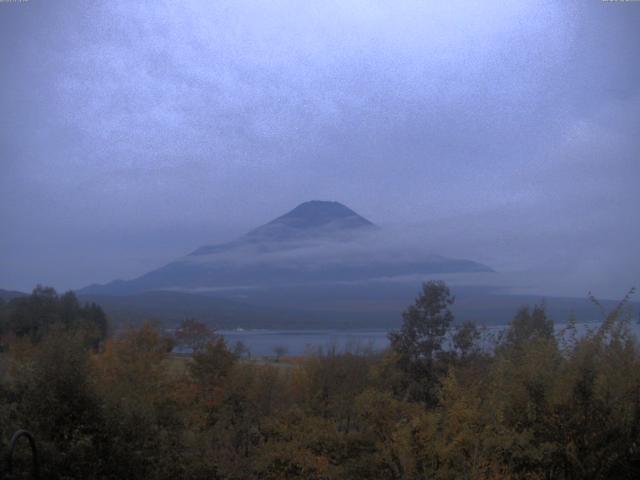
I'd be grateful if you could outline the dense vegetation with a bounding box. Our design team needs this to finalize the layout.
[0,282,638,479]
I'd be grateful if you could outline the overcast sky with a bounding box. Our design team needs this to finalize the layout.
[1,0,638,298]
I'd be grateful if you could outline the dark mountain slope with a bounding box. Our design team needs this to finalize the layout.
[77,290,319,329]
[0,289,28,301]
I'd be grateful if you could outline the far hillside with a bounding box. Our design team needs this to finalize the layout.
[3,285,636,331]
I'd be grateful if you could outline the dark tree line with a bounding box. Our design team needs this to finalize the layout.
[0,285,108,347]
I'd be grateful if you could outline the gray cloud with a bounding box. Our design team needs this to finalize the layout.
[1,0,638,298]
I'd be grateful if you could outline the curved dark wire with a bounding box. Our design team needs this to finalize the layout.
[6,430,39,479]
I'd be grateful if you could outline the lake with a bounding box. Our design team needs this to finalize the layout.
[215,321,640,357]
[217,328,390,356]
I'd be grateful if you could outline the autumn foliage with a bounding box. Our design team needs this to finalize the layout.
[0,283,639,479]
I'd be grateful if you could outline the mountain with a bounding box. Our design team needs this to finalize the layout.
[4,285,634,331]
[194,200,375,253]
[80,200,492,296]
[0,289,28,301]
[76,290,323,329]
[79,287,633,329]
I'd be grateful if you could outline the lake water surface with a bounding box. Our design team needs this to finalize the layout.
[216,321,640,357]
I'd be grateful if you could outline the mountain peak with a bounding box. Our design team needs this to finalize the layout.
[276,200,373,226]
[190,201,375,255]
[243,200,375,241]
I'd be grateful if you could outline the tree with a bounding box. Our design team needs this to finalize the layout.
[273,345,288,362]
[233,340,251,359]
[7,285,59,340]
[12,329,105,478]
[92,322,185,479]
[501,304,554,352]
[389,281,455,360]
[388,280,455,404]
[302,346,374,423]
[4,286,108,348]
[189,337,236,395]
[174,318,215,353]
[452,321,482,360]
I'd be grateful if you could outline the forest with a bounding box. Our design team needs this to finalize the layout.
[0,282,638,479]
